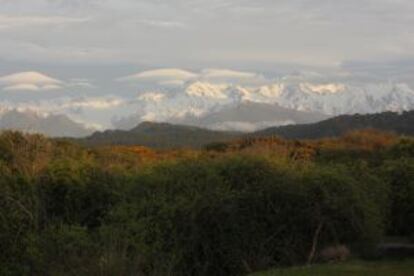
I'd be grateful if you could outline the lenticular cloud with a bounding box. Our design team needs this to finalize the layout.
[0,71,63,91]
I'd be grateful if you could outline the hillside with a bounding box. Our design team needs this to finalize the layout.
[80,121,242,148]
[78,110,414,148]
[255,110,414,139]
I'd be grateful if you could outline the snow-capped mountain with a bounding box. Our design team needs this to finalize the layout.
[114,78,414,131]
[2,68,414,133]
[179,81,414,116]
[272,82,414,115]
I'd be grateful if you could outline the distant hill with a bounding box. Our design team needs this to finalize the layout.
[0,110,94,138]
[80,121,242,148]
[79,110,414,149]
[254,110,414,139]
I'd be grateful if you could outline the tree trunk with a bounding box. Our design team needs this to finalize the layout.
[307,220,324,265]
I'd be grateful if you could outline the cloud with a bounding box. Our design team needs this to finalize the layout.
[42,84,64,91]
[140,19,187,29]
[67,78,96,89]
[0,15,89,29]
[138,92,166,103]
[0,71,63,91]
[207,120,295,132]
[118,68,199,88]
[118,68,268,87]
[61,97,126,110]
[3,84,41,91]
[200,68,266,85]
[1,0,414,66]
[158,80,186,87]
[0,96,126,113]
[201,69,258,79]
[118,68,198,83]
[0,71,61,85]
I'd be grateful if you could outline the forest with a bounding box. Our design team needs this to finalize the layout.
[1,129,413,275]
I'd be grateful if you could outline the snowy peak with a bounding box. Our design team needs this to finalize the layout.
[299,83,346,95]
[185,82,229,99]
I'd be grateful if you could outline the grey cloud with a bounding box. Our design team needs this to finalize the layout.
[0,1,410,65]
[0,0,412,74]
[140,19,188,29]
[0,15,89,30]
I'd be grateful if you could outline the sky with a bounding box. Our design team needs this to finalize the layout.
[0,0,414,129]
[1,0,414,67]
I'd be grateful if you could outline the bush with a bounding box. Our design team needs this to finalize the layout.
[37,160,122,227]
[0,132,405,275]
[0,172,39,276]
[103,156,386,275]
[381,158,414,236]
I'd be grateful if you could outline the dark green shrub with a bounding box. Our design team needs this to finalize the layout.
[0,132,402,275]
[381,158,414,236]
[31,224,98,276]
[37,160,122,227]
[0,171,38,276]
[103,156,386,275]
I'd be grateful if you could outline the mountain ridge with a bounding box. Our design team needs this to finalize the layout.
[254,110,414,139]
[78,110,414,148]
[80,121,242,148]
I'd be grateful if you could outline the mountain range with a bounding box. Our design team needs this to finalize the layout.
[113,79,414,131]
